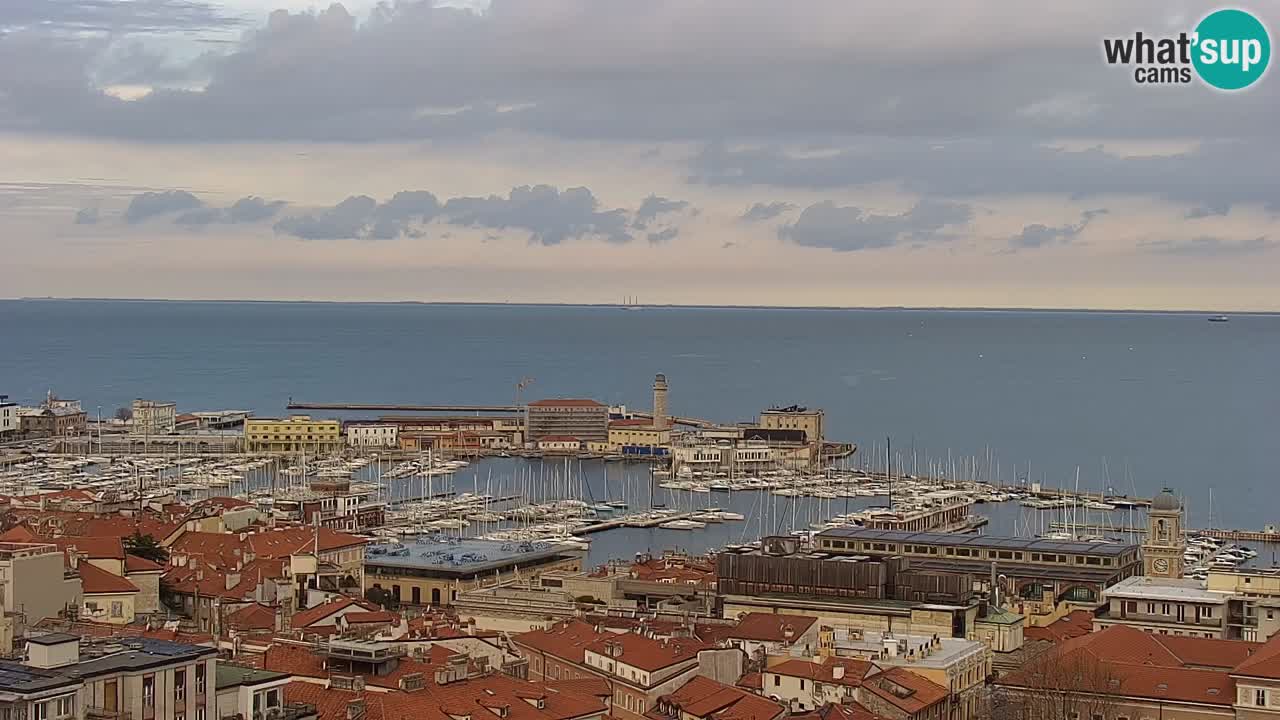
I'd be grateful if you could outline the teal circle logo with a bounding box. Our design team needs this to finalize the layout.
[1192,9,1271,90]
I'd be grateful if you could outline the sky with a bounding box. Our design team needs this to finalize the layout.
[1,0,1277,310]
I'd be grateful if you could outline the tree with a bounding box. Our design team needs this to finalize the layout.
[366,586,396,608]
[114,407,133,421]
[124,532,169,564]
[990,644,1123,720]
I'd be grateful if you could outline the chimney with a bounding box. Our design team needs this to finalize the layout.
[832,665,845,680]
[225,572,241,591]
[346,699,365,720]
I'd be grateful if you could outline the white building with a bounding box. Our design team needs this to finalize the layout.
[132,399,177,435]
[346,424,399,448]
[0,395,16,437]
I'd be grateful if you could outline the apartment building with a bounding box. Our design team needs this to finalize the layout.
[243,416,342,454]
[0,395,16,437]
[1095,575,1234,638]
[132,399,177,435]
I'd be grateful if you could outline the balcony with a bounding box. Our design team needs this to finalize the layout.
[87,707,132,720]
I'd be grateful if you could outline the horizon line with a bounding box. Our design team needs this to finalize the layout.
[1,296,1273,316]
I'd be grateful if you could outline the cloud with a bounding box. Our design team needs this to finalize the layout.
[1008,208,1107,250]
[779,199,972,252]
[692,140,1280,215]
[124,190,202,223]
[1140,236,1277,257]
[1185,202,1230,219]
[647,228,679,244]
[268,185,664,244]
[1,0,242,34]
[3,1,1276,144]
[274,196,379,240]
[172,196,286,225]
[634,195,689,228]
[443,185,631,245]
[741,202,795,222]
[74,207,100,225]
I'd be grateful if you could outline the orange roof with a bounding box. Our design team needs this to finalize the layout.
[54,535,126,560]
[528,399,605,408]
[226,603,277,631]
[125,554,166,573]
[545,677,611,698]
[662,676,785,720]
[766,657,875,688]
[514,620,609,664]
[583,631,710,672]
[0,525,38,542]
[861,667,948,715]
[290,597,381,629]
[34,618,213,646]
[78,562,140,595]
[1023,609,1095,643]
[1233,630,1280,679]
[345,611,399,625]
[1156,634,1260,669]
[728,613,817,643]
[790,703,882,720]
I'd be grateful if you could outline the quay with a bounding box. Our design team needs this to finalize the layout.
[1052,522,1280,544]
[576,511,700,534]
[287,401,523,413]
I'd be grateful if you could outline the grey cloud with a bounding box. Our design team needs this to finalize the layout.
[779,199,972,252]
[443,185,631,246]
[1008,208,1107,250]
[74,207,100,224]
[170,196,285,225]
[125,190,202,223]
[692,140,1280,215]
[741,202,795,222]
[274,196,378,240]
[1140,236,1277,257]
[1185,202,1231,219]
[634,196,689,228]
[1,0,242,34]
[270,185,664,244]
[647,228,679,244]
[3,1,1277,144]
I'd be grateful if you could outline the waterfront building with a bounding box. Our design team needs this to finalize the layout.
[243,415,342,454]
[717,538,980,637]
[1,633,218,720]
[1208,570,1280,642]
[525,399,609,443]
[19,404,87,437]
[345,422,399,448]
[364,537,582,608]
[608,419,672,455]
[757,405,824,445]
[273,478,387,533]
[813,527,1142,608]
[131,398,177,435]
[538,435,584,453]
[0,394,16,437]
[856,491,978,533]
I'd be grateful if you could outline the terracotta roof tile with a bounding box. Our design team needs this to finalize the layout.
[727,613,817,643]
[862,667,948,715]
[661,676,785,720]
[53,536,126,560]
[78,562,140,594]
[290,597,379,629]
[1023,609,1094,643]
[766,658,875,688]
[226,603,277,631]
[514,620,608,664]
[583,632,711,672]
[125,554,166,572]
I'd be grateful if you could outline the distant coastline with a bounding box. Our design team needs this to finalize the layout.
[4,296,1274,316]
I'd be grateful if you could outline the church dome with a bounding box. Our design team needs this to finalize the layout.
[1152,488,1180,511]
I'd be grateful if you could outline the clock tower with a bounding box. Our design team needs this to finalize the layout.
[1143,488,1184,579]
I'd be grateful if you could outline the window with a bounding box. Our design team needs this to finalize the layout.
[56,697,73,719]
[774,675,780,687]
[143,675,156,708]
[111,601,124,617]
[1162,603,1171,615]
[195,664,207,694]
[1258,689,1268,706]
[800,679,806,689]
[196,708,206,720]
[176,668,187,700]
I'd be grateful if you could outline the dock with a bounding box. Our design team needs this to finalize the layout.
[576,512,700,534]
[1049,522,1280,544]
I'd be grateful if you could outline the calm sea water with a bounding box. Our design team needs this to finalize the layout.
[2,300,1276,541]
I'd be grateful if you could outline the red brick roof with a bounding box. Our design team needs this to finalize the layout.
[727,613,817,643]
[78,562,140,595]
[790,703,882,720]
[169,527,365,572]
[545,677,611,699]
[583,631,711,672]
[661,676,785,720]
[861,667,948,715]
[1023,609,1094,643]
[125,554,165,573]
[528,399,605,408]
[226,603,277,631]
[766,658,875,688]
[34,618,213,646]
[0,525,38,542]
[1157,634,1260,669]
[290,597,380,629]
[344,611,399,625]
[1232,630,1280,679]
[54,535,126,560]
[514,620,608,664]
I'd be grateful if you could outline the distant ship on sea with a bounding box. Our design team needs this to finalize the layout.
[620,295,644,311]
[1208,315,1230,323]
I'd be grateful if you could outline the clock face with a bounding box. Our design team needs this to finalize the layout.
[1154,558,1170,573]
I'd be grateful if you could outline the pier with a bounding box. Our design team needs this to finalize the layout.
[1052,522,1280,544]
[287,401,523,413]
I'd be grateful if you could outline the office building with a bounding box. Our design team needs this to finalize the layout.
[525,399,609,443]
[346,423,399,448]
[758,405,824,445]
[131,399,177,435]
[243,415,342,454]
[0,395,16,437]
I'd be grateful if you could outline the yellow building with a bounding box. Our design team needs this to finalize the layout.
[759,405,824,444]
[607,420,672,451]
[244,415,342,454]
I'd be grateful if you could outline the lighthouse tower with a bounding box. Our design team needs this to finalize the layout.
[652,374,669,429]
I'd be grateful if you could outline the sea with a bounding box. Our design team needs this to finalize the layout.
[1,299,1276,564]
